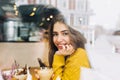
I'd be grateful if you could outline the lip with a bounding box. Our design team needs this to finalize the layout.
[57,45,63,49]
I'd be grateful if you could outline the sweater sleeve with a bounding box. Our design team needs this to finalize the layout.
[52,54,65,80]
[52,48,91,80]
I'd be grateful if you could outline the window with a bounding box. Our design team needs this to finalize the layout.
[75,0,86,11]
[74,15,83,26]
[57,0,69,10]
[64,14,70,25]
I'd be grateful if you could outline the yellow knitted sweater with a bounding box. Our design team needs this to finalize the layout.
[52,48,91,80]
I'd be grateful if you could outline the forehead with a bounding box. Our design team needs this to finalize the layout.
[53,22,68,31]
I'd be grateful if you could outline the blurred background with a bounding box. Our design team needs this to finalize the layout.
[0,0,120,73]
[0,0,120,42]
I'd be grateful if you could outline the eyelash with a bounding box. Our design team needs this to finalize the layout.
[63,32,69,35]
[53,32,69,36]
[53,33,58,36]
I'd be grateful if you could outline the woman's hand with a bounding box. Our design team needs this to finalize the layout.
[56,44,75,56]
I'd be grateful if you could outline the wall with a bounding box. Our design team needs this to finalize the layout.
[0,41,49,69]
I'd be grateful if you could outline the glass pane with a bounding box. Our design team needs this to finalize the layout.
[0,1,60,42]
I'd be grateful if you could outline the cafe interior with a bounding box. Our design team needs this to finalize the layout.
[1,0,120,80]
[0,0,60,80]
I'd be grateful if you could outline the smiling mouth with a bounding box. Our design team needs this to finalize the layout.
[57,45,63,49]
[57,44,67,49]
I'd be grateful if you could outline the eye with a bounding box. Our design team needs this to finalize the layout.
[63,32,69,36]
[53,33,58,36]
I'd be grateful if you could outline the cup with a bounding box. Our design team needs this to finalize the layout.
[38,67,53,80]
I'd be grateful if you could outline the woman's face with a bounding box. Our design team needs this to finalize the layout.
[53,22,70,50]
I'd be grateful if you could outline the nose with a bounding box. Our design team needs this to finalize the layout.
[56,35,63,42]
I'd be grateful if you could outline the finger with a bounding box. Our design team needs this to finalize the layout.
[66,45,70,51]
[62,45,66,50]
[68,45,74,54]
[69,44,74,50]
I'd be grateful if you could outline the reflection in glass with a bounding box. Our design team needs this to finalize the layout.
[0,1,60,42]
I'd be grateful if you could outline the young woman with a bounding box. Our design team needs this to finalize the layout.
[48,14,91,80]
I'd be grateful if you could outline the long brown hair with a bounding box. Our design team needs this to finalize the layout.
[48,14,86,67]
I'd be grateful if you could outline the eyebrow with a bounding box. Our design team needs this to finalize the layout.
[61,30,69,33]
[53,30,69,33]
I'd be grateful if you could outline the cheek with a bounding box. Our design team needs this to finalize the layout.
[53,37,56,44]
[66,37,70,43]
